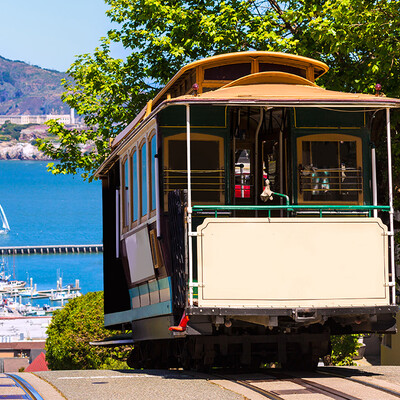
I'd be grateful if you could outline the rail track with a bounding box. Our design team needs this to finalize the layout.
[318,369,400,399]
[2,373,44,400]
[210,369,400,400]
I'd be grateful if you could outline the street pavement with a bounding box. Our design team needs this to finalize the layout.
[31,369,244,400]
[9,366,400,400]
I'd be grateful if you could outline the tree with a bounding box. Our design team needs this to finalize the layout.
[328,335,362,366]
[45,291,129,370]
[36,0,400,179]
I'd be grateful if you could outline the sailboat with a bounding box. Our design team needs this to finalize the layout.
[0,205,10,234]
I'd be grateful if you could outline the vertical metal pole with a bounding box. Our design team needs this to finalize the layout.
[371,145,378,218]
[186,104,194,307]
[279,130,283,192]
[386,108,396,305]
[115,189,120,258]
[240,165,244,197]
[137,147,141,223]
[279,130,283,217]
[255,107,264,208]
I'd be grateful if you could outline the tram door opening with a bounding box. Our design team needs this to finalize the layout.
[262,139,280,198]
[233,108,285,208]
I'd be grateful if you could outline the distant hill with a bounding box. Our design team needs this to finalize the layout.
[0,56,69,115]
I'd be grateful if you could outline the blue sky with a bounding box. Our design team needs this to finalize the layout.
[0,0,127,72]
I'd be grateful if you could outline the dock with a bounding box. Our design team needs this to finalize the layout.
[0,244,103,255]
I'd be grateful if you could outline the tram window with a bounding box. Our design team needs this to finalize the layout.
[131,151,138,222]
[140,142,148,217]
[164,134,224,207]
[259,63,306,78]
[204,63,251,81]
[122,158,129,228]
[150,135,157,212]
[298,136,362,203]
[235,149,252,199]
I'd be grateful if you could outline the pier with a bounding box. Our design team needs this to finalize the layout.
[0,244,103,255]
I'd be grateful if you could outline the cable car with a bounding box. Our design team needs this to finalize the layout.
[95,52,400,369]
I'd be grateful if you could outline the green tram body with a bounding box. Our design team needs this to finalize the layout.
[96,52,400,369]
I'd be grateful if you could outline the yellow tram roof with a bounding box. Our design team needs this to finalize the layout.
[151,51,329,105]
[100,52,400,176]
[112,52,329,149]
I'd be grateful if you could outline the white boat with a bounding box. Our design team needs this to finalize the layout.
[49,289,82,302]
[0,259,26,292]
[0,281,26,292]
[0,205,10,234]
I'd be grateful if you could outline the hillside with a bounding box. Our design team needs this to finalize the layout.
[0,56,69,115]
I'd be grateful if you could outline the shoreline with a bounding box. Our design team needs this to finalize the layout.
[0,142,52,161]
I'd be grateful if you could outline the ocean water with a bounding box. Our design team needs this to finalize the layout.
[0,160,103,294]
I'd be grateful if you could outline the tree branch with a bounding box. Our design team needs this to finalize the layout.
[266,0,297,35]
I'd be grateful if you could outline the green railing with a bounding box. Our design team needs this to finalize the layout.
[192,204,390,218]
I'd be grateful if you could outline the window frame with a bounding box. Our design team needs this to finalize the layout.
[120,155,130,233]
[149,130,157,218]
[296,133,363,205]
[129,147,139,229]
[139,138,148,222]
[163,132,225,210]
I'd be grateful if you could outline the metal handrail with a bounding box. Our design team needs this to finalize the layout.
[192,204,390,218]
[164,169,224,173]
[192,205,390,211]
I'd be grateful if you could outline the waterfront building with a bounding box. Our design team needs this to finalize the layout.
[0,108,76,126]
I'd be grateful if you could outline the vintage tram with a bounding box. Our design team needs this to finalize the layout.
[95,52,400,369]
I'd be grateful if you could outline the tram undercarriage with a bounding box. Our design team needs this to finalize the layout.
[125,307,396,370]
[127,334,329,370]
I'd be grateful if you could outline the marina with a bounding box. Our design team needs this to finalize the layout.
[1,254,82,317]
[0,161,103,297]
[0,275,82,317]
[0,160,102,346]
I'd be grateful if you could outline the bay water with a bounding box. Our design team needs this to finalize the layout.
[0,160,103,296]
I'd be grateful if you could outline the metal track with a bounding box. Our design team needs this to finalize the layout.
[232,378,285,400]
[214,370,368,400]
[212,372,285,400]
[5,373,45,400]
[317,369,400,399]
[290,377,361,400]
[263,369,400,400]
[260,370,365,400]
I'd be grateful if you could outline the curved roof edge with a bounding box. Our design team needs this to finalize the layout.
[176,51,328,75]
[221,71,318,88]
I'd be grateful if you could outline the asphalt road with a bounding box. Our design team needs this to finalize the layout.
[28,369,244,400]
[13,366,400,400]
